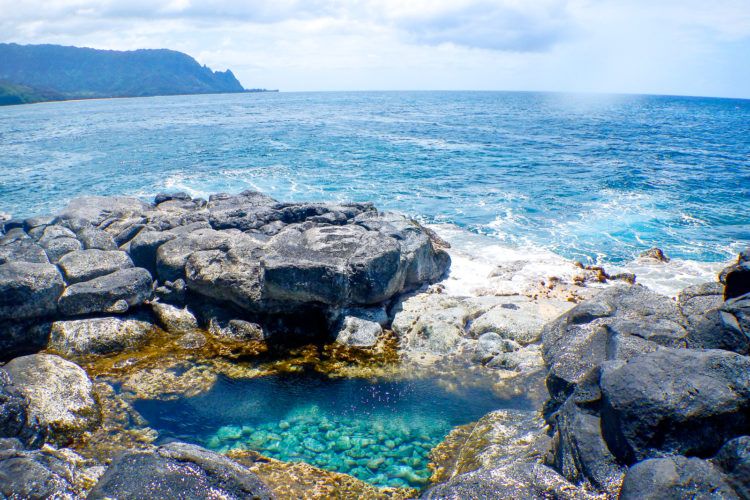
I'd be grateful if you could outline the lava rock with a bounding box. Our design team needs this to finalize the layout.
[0,369,40,446]
[49,315,155,357]
[600,348,750,464]
[0,446,94,499]
[679,282,749,354]
[57,196,150,226]
[87,442,273,499]
[156,228,234,282]
[713,436,750,498]
[57,249,134,284]
[542,284,686,409]
[619,456,738,499]
[128,229,178,274]
[3,354,100,446]
[551,398,624,493]
[0,262,65,320]
[151,302,199,334]
[57,267,153,316]
[0,319,51,362]
[0,238,49,264]
[333,307,388,347]
[75,225,117,250]
[724,262,750,301]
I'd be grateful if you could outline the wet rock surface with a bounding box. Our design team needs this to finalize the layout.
[3,354,99,446]
[87,442,274,499]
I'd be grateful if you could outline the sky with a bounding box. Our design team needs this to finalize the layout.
[2,0,749,98]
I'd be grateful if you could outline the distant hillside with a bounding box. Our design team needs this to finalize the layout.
[0,43,247,105]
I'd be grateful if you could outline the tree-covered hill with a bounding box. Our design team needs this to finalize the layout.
[0,43,246,104]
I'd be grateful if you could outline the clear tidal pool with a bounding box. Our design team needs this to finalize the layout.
[133,372,530,489]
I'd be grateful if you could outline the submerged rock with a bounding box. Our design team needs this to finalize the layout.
[87,442,273,499]
[3,354,99,445]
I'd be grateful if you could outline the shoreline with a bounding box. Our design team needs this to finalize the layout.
[0,190,748,498]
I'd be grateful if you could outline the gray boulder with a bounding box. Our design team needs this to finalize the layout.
[0,445,94,499]
[542,285,686,409]
[57,249,134,284]
[333,308,388,347]
[619,456,738,499]
[36,225,82,263]
[0,369,40,446]
[75,225,117,250]
[57,195,150,226]
[713,436,750,498]
[151,302,199,334]
[3,354,100,445]
[0,262,65,320]
[724,262,750,301]
[600,348,750,464]
[87,441,273,499]
[0,320,51,362]
[58,267,153,316]
[156,228,234,282]
[551,398,624,493]
[49,315,155,357]
[0,238,49,264]
[679,282,749,354]
[129,229,177,274]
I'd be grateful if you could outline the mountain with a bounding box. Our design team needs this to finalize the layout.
[0,43,247,105]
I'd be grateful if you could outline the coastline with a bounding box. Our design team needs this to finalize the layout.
[0,190,748,498]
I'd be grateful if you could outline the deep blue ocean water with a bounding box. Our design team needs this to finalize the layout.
[1,91,748,264]
[133,373,523,488]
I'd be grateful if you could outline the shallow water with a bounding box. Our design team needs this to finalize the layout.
[133,372,528,488]
[1,91,748,267]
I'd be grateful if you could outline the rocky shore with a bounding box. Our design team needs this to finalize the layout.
[1,190,748,498]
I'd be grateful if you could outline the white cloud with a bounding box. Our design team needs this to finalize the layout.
[0,0,748,97]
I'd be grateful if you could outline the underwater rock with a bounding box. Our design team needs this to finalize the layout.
[619,456,739,500]
[0,444,101,499]
[87,442,273,499]
[542,284,686,409]
[600,348,750,464]
[57,249,133,284]
[0,262,65,320]
[3,354,100,446]
[58,267,153,316]
[49,315,156,357]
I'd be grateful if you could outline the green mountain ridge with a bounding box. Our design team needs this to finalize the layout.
[0,43,248,105]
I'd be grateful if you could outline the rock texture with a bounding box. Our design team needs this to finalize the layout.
[3,354,99,445]
[87,442,273,499]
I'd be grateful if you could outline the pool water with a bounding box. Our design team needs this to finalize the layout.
[133,372,529,489]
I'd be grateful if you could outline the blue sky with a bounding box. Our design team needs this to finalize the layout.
[2,0,749,98]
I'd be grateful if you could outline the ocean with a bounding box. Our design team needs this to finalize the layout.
[1,91,748,294]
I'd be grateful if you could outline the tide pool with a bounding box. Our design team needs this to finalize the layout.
[133,372,530,489]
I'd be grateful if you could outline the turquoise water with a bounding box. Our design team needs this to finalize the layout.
[133,373,525,488]
[0,92,748,264]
